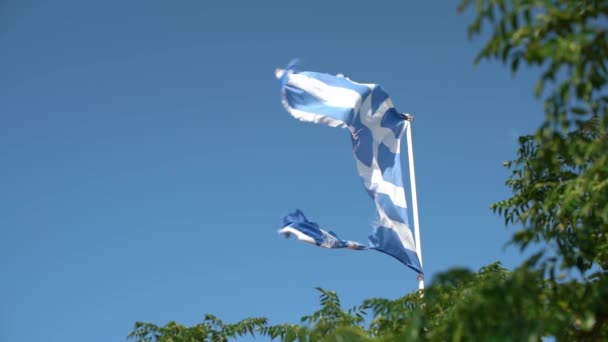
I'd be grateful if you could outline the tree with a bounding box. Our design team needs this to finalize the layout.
[461,0,608,275]
[129,1,608,340]
[460,0,608,338]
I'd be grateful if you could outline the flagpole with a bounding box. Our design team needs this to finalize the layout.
[405,114,424,290]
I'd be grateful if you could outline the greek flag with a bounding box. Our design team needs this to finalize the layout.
[276,62,422,274]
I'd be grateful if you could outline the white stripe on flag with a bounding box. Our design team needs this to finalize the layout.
[278,226,316,245]
[281,104,347,128]
[354,158,407,208]
[374,203,417,251]
[287,73,364,110]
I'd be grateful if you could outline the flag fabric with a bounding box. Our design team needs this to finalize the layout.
[276,62,422,274]
[279,210,366,250]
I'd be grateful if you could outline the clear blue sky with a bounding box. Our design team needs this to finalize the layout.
[1,1,544,341]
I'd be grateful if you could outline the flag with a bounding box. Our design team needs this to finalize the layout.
[279,210,366,250]
[276,62,422,274]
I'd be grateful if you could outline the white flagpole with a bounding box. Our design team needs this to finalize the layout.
[405,114,424,290]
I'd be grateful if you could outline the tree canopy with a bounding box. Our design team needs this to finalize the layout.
[129,1,608,340]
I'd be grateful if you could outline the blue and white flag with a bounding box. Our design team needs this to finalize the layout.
[276,62,423,274]
[279,210,366,250]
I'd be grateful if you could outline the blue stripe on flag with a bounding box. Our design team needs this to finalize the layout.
[377,143,401,181]
[381,107,407,137]
[369,226,422,273]
[374,193,409,224]
[371,86,389,115]
[349,114,374,167]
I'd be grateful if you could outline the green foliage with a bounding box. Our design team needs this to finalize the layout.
[127,315,268,342]
[458,0,608,276]
[456,1,608,338]
[131,265,608,341]
[129,1,608,341]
